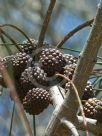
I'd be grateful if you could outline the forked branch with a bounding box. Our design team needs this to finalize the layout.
[45,1,102,135]
[38,0,56,47]
[57,19,94,48]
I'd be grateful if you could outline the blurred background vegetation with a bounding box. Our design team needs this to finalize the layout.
[0,0,101,136]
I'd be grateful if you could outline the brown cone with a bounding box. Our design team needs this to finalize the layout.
[39,48,66,76]
[23,88,51,115]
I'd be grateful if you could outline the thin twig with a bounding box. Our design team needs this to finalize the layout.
[9,103,15,136]
[93,77,102,87]
[77,116,102,135]
[0,117,15,136]
[0,33,6,43]
[61,118,79,136]
[33,116,36,136]
[97,56,102,60]
[96,62,102,65]
[57,19,94,48]
[60,47,80,53]
[93,68,102,72]
[0,24,34,49]
[0,33,12,55]
[56,73,89,136]
[38,0,56,47]
[0,59,33,136]
[0,29,22,52]
[0,43,33,46]
[94,88,102,91]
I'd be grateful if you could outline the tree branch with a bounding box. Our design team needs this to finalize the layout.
[44,1,102,135]
[46,86,102,135]
[61,118,79,136]
[56,19,94,48]
[49,86,64,107]
[76,116,102,135]
[0,24,34,46]
[38,0,56,47]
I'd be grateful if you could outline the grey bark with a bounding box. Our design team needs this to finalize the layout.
[44,1,102,136]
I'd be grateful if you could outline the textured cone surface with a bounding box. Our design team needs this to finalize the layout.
[20,68,35,92]
[20,66,48,91]
[39,48,66,76]
[83,98,97,118]
[82,81,94,101]
[11,53,31,78]
[23,88,51,115]
[21,38,37,54]
[14,80,28,102]
[64,81,72,93]
[27,66,48,87]
[83,98,102,122]
[0,57,12,87]
[60,64,76,88]
[3,53,31,79]
[63,54,78,65]
[94,100,102,123]
[21,39,49,55]
[63,64,76,80]
[0,73,6,87]
[65,81,94,100]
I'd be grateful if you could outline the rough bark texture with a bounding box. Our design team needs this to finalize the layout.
[77,116,102,135]
[44,1,102,136]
